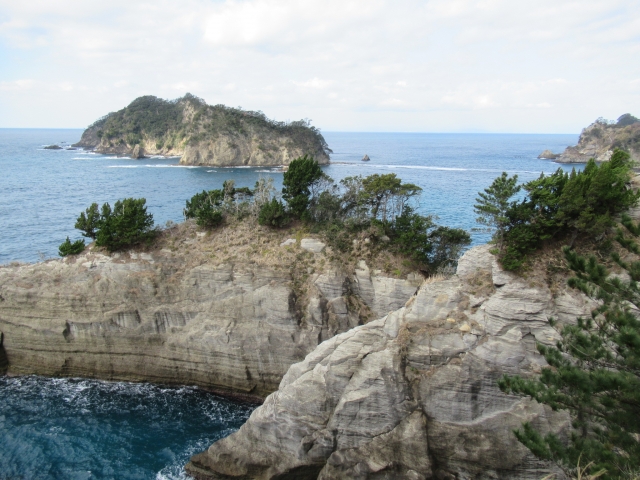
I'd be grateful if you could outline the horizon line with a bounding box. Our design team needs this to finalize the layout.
[0,127,579,135]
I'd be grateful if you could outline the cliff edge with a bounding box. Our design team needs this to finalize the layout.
[552,113,640,163]
[73,94,331,166]
[186,245,598,479]
[0,220,417,398]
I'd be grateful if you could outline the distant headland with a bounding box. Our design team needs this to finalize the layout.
[539,113,640,163]
[73,94,332,167]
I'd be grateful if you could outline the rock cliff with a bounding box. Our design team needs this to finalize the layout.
[186,245,597,479]
[551,114,640,163]
[73,94,331,166]
[0,222,417,398]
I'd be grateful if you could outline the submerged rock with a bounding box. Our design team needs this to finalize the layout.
[44,145,63,150]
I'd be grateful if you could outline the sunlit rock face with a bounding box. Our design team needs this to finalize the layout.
[187,245,594,479]
[0,238,416,398]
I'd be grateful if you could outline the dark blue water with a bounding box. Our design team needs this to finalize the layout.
[0,376,254,479]
[0,129,579,264]
[0,129,580,479]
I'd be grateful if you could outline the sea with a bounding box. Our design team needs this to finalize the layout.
[0,129,580,479]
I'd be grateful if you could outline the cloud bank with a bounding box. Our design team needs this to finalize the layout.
[0,0,638,131]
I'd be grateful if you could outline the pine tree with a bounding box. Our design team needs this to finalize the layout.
[474,172,520,247]
[499,216,640,479]
[282,155,324,218]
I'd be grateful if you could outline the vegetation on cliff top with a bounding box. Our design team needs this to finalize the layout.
[476,149,639,271]
[69,198,157,253]
[473,148,640,478]
[185,156,471,274]
[500,224,640,479]
[76,94,332,159]
[62,155,470,278]
[577,114,640,158]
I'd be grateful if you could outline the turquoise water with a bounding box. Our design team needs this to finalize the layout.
[0,129,581,479]
[0,376,254,479]
[0,129,579,264]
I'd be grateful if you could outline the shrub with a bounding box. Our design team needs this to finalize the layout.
[258,198,288,228]
[94,198,156,251]
[75,203,101,240]
[473,172,520,247]
[391,206,471,271]
[478,149,640,270]
[58,237,85,257]
[184,189,225,229]
[282,155,324,218]
[499,230,640,478]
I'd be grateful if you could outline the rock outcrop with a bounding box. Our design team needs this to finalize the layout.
[0,228,418,398]
[550,115,640,163]
[73,94,331,166]
[187,245,597,479]
[537,149,559,159]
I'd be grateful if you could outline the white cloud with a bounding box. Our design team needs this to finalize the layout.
[293,78,332,89]
[0,79,36,91]
[0,0,637,131]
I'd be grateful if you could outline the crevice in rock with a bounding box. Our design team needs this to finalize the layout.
[0,332,8,374]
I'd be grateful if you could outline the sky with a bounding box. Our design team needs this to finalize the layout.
[0,0,639,132]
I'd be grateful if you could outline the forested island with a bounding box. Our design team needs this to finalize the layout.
[73,94,332,166]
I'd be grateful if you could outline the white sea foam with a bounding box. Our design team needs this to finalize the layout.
[332,162,545,175]
[107,164,199,169]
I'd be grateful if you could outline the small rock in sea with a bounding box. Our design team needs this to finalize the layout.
[362,154,370,161]
[44,145,63,150]
[131,144,145,159]
[66,147,77,150]
[537,149,560,159]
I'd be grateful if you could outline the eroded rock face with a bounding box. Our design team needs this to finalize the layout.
[553,119,640,163]
[0,248,415,397]
[187,245,594,479]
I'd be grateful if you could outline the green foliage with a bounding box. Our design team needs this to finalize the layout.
[499,223,640,478]
[308,190,342,224]
[258,198,288,228]
[322,222,354,253]
[75,203,101,240]
[184,189,225,229]
[361,173,422,223]
[474,172,521,246]
[390,206,471,270]
[479,149,640,270]
[390,207,434,265]
[282,155,325,217]
[86,94,332,158]
[58,237,85,257]
[616,113,640,128]
[428,226,472,271]
[94,198,156,251]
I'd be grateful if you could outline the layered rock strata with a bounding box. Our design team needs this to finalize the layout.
[0,243,417,397]
[187,245,596,479]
